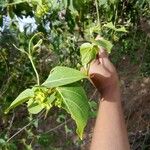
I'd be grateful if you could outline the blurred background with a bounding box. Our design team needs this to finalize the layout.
[0,0,150,149]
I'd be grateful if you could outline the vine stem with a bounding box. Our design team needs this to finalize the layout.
[28,32,43,86]
[95,0,101,29]
[13,32,42,86]
[13,42,40,85]
[28,55,40,86]
[28,32,42,55]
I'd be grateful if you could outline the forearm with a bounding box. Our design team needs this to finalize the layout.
[90,86,130,150]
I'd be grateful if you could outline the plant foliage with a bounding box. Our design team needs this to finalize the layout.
[0,0,150,149]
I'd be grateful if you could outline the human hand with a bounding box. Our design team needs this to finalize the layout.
[89,46,119,95]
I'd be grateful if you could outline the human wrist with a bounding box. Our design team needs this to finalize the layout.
[100,82,121,101]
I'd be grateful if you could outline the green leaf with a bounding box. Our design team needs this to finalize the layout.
[27,99,44,114]
[72,0,85,11]
[98,0,107,6]
[42,66,87,88]
[5,89,34,114]
[32,0,42,5]
[85,24,101,36]
[115,27,127,32]
[0,139,5,145]
[80,43,99,65]
[95,39,113,53]
[103,22,127,32]
[46,93,56,105]
[103,22,116,30]
[56,83,90,139]
[27,93,56,114]
[109,0,119,4]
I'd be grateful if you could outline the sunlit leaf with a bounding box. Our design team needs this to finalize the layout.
[27,92,56,114]
[56,83,90,139]
[103,22,127,32]
[27,99,44,114]
[109,0,119,4]
[5,89,34,114]
[103,22,116,30]
[80,43,99,65]
[42,66,87,87]
[116,27,127,32]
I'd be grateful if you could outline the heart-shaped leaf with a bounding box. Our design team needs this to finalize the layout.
[42,66,87,88]
[80,43,99,65]
[5,89,34,114]
[56,83,90,139]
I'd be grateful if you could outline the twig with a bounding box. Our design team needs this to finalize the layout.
[13,44,28,55]
[6,110,45,143]
[45,119,72,134]
[0,76,13,98]
[141,124,150,148]
[6,121,32,143]
[89,89,97,101]
[6,111,15,136]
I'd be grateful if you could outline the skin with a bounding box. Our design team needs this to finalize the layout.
[89,47,130,150]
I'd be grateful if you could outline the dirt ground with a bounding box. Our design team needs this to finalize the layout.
[120,62,150,150]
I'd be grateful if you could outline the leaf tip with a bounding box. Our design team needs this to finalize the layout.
[77,129,84,140]
[4,109,9,114]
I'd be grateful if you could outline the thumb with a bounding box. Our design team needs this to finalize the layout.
[99,47,108,58]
